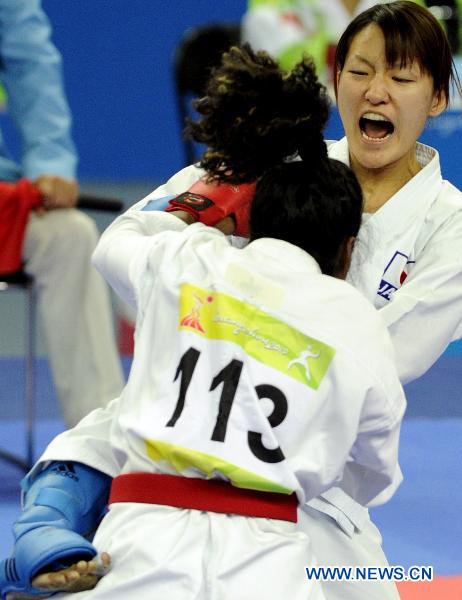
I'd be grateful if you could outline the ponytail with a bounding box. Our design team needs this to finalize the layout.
[186,44,330,183]
[187,44,363,276]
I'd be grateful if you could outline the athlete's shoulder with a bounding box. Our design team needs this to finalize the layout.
[439,179,462,208]
[297,274,390,352]
[324,275,386,329]
[158,223,234,276]
[318,276,397,370]
[423,180,462,241]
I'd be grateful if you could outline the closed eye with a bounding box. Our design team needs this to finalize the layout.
[349,70,368,76]
[392,77,413,83]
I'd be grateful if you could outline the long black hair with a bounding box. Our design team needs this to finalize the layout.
[187,44,363,276]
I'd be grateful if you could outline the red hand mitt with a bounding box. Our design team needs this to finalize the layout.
[166,178,256,237]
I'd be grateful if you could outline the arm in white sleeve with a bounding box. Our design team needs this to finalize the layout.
[92,164,203,307]
[128,164,205,211]
[30,398,124,480]
[92,210,187,309]
[380,212,462,383]
[339,422,403,508]
[337,377,406,507]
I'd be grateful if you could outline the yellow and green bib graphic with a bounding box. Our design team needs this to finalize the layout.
[179,283,335,390]
[145,439,293,494]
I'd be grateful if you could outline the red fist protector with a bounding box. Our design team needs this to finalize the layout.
[166,178,256,237]
[0,178,43,274]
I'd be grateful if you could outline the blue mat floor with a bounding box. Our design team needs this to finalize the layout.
[0,352,461,575]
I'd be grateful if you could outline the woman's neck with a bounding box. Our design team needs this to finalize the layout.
[351,153,422,214]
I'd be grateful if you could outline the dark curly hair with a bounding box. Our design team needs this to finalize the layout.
[186,44,363,276]
[186,44,330,184]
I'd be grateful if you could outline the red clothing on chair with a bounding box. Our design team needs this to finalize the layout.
[0,178,42,274]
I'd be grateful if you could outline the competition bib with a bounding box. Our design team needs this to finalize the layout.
[134,283,336,494]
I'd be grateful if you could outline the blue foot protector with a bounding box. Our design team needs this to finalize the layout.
[0,461,111,599]
[0,528,95,598]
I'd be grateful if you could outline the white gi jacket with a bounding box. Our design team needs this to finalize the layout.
[330,138,462,384]
[38,138,461,533]
[41,209,404,512]
[115,138,462,385]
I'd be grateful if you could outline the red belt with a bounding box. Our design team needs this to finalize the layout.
[109,473,298,523]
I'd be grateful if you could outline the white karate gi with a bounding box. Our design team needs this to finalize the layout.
[302,138,462,600]
[39,208,404,600]
[37,137,462,599]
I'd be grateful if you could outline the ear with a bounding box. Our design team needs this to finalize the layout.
[343,235,356,273]
[334,67,342,101]
[334,236,356,280]
[429,90,447,117]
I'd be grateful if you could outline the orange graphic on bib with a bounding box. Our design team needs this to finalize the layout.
[180,293,213,333]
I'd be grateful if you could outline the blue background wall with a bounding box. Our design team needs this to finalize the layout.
[7,0,461,187]
[41,0,246,181]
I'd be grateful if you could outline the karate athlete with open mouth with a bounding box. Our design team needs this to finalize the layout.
[4,3,459,599]
[296,5,462,598]
[118,5,462,599]
[0,46,406,600]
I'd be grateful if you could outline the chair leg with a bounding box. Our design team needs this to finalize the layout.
[25,281,36,470]
[0,280,35,473]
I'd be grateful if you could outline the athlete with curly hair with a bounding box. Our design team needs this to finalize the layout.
[140,6,462,600]
[24,3,462,597]
[0,46,405,600]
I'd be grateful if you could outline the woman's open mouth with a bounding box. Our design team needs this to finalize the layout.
[359,112,395,142]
